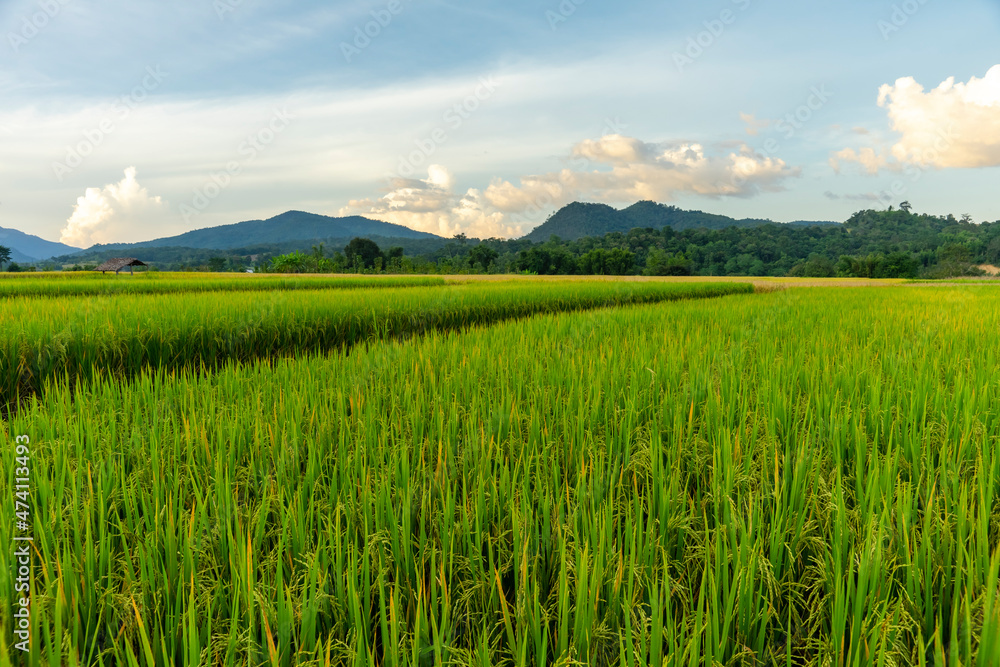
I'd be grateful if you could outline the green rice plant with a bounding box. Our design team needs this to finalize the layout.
[0,274,446,298]
[0,284,999,665]
[0,280,751,409]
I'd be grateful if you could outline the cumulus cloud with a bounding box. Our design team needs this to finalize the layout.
[832,65,1000,174]
[740,113,771,136]
[340,166,525,239]
[824,190,883,202]
[572,134,654,163]
[829,147,892,175]
[343,134,799,238]
[60,167,170,247]
[483,134,798,215]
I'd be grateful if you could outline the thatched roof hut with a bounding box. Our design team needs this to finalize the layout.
[94,258,148,274]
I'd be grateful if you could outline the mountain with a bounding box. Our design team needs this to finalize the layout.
[5,247,37,264]
[523,201,838,242]
[82,211,441,254]
[0,226,80,262]
[50,236,453,269]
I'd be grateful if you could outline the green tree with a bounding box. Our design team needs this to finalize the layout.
[836,252,919,279]
[579,249,609,274]
[468,245,498,272]
[516,247,577,275]
[0,245,10,270]
[268,252,308,273]
[788,253,836,278]
[344,238,384,271]
[875,252,919,279]
[310,244,327,273]
[385,247,405,273]
[207,257,227,272]
[645,249,693,276]
[605,248,635,275]
[836,255,865,278]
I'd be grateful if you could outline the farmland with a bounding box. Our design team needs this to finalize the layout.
[1,276,999,665]
[0,279,748,409]
[0,273,447,298]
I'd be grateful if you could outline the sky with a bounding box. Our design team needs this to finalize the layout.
[1,0,999,248]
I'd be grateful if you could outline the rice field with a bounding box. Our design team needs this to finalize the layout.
[0,274,446,298]
[0,280,748,410]
[1,277,999,665]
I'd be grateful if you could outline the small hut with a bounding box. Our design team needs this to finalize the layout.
[94,258,148,275]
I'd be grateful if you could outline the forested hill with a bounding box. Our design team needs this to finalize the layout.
[32,207,1000,279]
[506,208,999,278]
[79,211,441,254]
[45,211,446,268]
[0,225,79,261]
[523,201,837,242]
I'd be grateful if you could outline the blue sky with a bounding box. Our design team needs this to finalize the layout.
[1,0,998,246]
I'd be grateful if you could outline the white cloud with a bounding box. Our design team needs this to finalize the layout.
[3,46,803,241]
[832,65,1000,174]
[572,134,654,163]
[829,147,891,175]
[343,134,799,238]
[60,167,170,247]
[340,166,524,239]
[484,134,798,215]
[824,190,883,202]
[740,113,771,137]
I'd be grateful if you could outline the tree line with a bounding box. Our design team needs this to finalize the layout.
[8,206,998,278]
[257,207,998,279]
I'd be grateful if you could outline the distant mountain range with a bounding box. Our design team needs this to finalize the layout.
[0,226,79,262]
[4,204,840,266]
[524,201,837,242]
[84,211,439,253]
[34,211,445,266]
